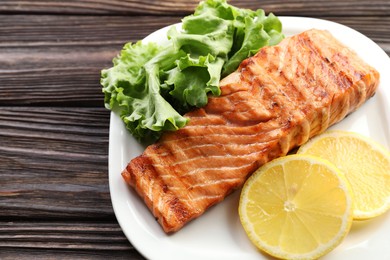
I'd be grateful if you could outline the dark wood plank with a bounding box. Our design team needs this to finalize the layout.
[0,0,388,16]
[0,221,144,259]
[0,107,113,218]
[1,15,389,107]
[0,221,129,250]
[0,15,179,45]
[0,249,143,260]
[0,15,179,106]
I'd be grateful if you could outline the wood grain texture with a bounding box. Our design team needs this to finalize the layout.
[0,0,389,16]
[0,107,112,218]
[0,221,144,259]
[0,221,129,250]
[1,249,143,260]
[0,15,179,106]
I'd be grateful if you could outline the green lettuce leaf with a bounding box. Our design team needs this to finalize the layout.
[101,0,284,142]
[101,42,188,141]
[165,54,224,108]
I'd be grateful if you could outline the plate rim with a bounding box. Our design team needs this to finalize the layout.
[108,16,390,260]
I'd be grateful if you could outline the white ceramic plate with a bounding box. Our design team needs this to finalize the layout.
[109,17,390,260]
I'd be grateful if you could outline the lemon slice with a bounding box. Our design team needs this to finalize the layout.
[239,155,353,260]
[298,130,390,219]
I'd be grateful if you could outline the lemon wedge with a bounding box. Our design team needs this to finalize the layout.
[298,130,390,220]
[239,155,353,260]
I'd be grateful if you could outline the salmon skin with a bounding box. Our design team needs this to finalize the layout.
[122,29,380,233]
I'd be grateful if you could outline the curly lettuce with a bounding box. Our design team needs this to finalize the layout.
[101,0,284,142]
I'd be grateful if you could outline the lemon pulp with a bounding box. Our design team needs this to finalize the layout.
[239,154,353,260]
[298,130,390,219]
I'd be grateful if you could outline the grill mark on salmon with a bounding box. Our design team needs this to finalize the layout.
[121,29,380,233]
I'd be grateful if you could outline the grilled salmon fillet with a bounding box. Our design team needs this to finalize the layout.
[122,29,380,233]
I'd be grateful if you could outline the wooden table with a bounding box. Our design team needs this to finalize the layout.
[1,0,389,259]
